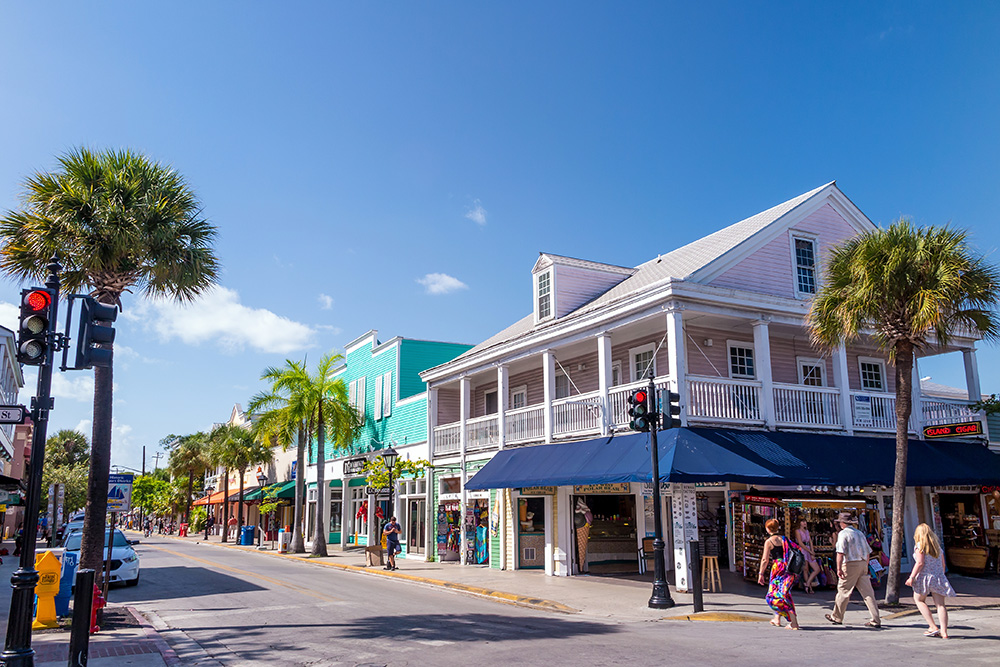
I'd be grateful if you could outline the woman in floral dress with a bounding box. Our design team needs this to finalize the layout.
[905,523,956,638]
[757,518,800,630]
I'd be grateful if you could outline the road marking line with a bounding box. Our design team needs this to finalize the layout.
[143,544,341,603]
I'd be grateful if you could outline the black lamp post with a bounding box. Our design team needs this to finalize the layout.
[256,467,267,548]
[381,447,399,525]
[203,481,215,541]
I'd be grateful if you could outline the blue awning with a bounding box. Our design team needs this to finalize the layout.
[465,427,1000,490]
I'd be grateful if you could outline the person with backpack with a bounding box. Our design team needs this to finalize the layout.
[757,518,801,630]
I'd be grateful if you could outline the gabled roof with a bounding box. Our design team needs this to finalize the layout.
[532,253,636,276]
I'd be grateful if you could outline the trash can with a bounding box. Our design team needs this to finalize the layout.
[179,523,188,537]
[277,528,287,553]
[239,525,255,546]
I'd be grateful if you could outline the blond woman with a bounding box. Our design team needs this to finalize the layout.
[904,523,955,638]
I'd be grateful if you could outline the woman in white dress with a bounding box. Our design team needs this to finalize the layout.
[904,523,956,639]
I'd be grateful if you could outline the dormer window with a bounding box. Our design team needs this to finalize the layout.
[537,270,552,320]
[793,237,817,296]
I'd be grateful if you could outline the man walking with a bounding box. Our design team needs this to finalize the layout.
[383,516,401,570]
[826,512,881,628]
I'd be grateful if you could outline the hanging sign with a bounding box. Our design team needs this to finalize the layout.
[853,395,873,428]
[344,457,367,475]
[520,486,556,495]
[923,421,983,439]
[107,473,134,512]
[573,483,630,494]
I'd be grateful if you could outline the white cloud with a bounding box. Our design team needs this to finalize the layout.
[124,286,316,354]
[75,419,92,436]
[20,368,95,402]
[465,199,487,226]
[417,273,469,295]
[318,294,334,310]
[0,301,18,333]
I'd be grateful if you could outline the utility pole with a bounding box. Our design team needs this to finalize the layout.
[142,446,146,476]
[151,451,163,471]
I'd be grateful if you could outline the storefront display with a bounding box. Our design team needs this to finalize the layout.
[939,492,988,573]
[465,499,490,564]
[574,491,637,574]
[518,496,546,569]
[437,502,461,562]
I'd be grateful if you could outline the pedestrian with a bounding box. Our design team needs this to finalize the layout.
[905,523,955,639]
[825,512,881,628]
[228,514,238,541]
[757,518,800,629]
[794,519,821,593]
[383,516,401,570]
[207,514,215,536]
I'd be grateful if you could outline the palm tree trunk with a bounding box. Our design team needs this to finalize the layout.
[80,364,114,573]
[186,471,194,523]
[291,425,306,553]
[885,340,914,605]
[237,469,245,540]
[221,468,230,543]
[311,408,328,557]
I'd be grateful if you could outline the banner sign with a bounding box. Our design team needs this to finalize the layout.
[520,486,556,495]
[344,457,367,475]
[853,395,873,428]
[923,421,983,439]
[573,483,630,494]
[107,473,134,512]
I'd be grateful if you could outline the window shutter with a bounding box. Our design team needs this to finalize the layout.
[374,375,383,421]
[349,380,357,412]
[358,376,366,424]
[383,371,392,417]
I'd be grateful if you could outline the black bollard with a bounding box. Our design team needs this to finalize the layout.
[67,569,95,667]
[690,540,703,613]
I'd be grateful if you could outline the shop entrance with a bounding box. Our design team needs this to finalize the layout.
[574,494,637,575]
[436,501,461,561]
[465,498,490,565]
[407,498,426,556]
[517,496,546,569]
[938,492,989,573]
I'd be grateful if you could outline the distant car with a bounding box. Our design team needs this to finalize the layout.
[63,529,140,587]
[60,520,85,545]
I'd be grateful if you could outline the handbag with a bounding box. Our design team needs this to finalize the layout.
[785,539,806,576]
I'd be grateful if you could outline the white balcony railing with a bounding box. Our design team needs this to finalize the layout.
[466,414,499,451]
[505,404,546,445]
[687,375,763,423]
[922,398,980,427]
[849,391,896,431]
[433,422,461,456]
[773,383,842,429]
[552,391,603,438]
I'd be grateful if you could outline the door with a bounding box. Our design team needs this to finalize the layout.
[408,499,426,555]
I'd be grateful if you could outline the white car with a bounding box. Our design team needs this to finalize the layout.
[63,529,140,587]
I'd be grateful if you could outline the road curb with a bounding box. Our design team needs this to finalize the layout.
[134,531,579,614]
[662,611,770,623]
[125,605,183,667]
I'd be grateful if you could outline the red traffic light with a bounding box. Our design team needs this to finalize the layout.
[632,390,647,404]
[24,290,51,311]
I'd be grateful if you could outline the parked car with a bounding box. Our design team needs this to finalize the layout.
[59,519,85,545]
[63,529,140,587]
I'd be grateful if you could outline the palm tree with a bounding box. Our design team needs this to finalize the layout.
[301,353,361,557]
[248,360,311,553]
[209,424,274,541]
[168,433,211,523]
[809,219,1000,604]
[0,147,220,571]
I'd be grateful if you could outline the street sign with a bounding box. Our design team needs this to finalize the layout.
[365,485,387,497]
[0,405,26,424]
[923,421,984,439]
[344,457,367,476]
[107,473,134,512]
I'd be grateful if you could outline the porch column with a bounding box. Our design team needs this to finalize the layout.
[597,333,613,435]
[497,364,509,448]
[665,305,688,426]
[963,348,982,402]
[671,484,699,593]
[751,318,775,429]
[459,376,470,565]
[831,346,854,435]
[543,350,555,443]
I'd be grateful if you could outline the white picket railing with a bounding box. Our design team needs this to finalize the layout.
[432,422,462,456]
[505,404,545,445]
[773,383,842,428]
[849,391,896,431]
[466,414,500,451]
[608,377,674,428]
[552,391,603,437]
[687,375,763,423]
[921,398,980,427]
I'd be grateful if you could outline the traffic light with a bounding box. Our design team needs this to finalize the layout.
[17,288,53,365]
[627,389,652,432]
[663,391,682,429]
[75,296,117,369]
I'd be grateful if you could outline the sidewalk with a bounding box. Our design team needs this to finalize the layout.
[149,529,1000,624]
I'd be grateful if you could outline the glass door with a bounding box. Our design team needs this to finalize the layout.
[408,499,426,555]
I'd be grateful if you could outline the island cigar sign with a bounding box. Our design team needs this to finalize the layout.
[923,420,984,439]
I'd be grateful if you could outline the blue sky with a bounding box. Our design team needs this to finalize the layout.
[1,3,998,471]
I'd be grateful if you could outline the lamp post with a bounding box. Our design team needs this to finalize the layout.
[380,447,399,526]
[256,467,267,548]
[203,481,215,541]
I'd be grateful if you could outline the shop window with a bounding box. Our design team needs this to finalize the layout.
[330,490,342,533]
[630,343,656,382]
[728,343,755,379]
[859,358,886,392]
[518,497,545,533]
[439,477,460,495]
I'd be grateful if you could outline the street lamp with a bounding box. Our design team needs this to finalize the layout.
[256,467,267,548]
[203,481,215,541]
[381,447,399,527]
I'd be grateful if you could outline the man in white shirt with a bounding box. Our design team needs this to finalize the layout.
[825,512,881,627]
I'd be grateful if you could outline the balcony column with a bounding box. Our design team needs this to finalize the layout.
[497,364,509,448]
[963,348,982,402]
[665,304,688,427]
[459,376,470,565]
[543,350,555,443]
[597,333,612,435]
[831,347,854,435]
[751,317,775,429]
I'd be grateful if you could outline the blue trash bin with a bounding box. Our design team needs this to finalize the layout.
[240,525,255,545]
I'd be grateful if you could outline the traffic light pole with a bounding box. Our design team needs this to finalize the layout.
[1,257,61,667]
[646,371,675,609]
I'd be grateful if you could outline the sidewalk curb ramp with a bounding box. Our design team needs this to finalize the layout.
[140,531,578,615]
[126,606,182,667]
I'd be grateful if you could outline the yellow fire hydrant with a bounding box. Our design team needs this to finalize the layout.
[32,551,61,629]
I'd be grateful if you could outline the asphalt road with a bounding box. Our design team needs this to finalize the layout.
[102,537,1000,666]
